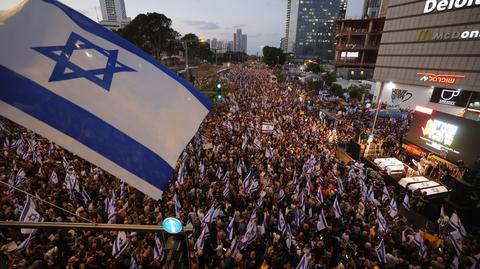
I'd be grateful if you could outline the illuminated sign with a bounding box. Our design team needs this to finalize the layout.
[406,110,480,168]
[162,217,183,234]
[417,29,480,41]
[423,0,480,14]
[421,118,458,148]
[417,72,465,84]
[430,87,472,107]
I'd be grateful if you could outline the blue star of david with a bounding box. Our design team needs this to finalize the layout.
[27,213,38,222]
[32,32,136,91]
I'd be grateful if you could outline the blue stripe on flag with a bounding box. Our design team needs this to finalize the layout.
[0,65,173,193]
[42,0,212,110]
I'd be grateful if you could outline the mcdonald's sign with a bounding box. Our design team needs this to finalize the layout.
[417,30,432,41]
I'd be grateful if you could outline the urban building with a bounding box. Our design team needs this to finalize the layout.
[333,0,385,80]
[283,0,342,62]
[280,37,288,52]
[227,41,234,53]
[233,29,247,53]
[373,1,480,121]
[98,0,131,30]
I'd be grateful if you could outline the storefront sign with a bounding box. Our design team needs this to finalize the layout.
[430,87,472,107]
[417,29,480,41]
[388,88,413,108]
[417,72,465,84]
[423,0,480,14]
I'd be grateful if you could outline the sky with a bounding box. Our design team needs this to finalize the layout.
[0,0,288,55]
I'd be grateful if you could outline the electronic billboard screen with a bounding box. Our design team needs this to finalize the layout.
[405,110,480,168]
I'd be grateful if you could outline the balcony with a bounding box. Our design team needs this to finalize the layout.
[335,44,379,51]
[332,60,376,68]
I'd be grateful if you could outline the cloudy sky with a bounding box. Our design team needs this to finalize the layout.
[0,0,288,55]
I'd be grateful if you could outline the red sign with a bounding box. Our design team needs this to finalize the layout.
[416,72,465,84]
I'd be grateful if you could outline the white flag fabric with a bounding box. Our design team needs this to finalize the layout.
[153,235,165,261]
[317,209,328,231]
[50,170,58,184]
[0,0,211,200]
[333,196,342,218]
[112,231,128,258]
[296,253,309,269]
[19,196,43,234]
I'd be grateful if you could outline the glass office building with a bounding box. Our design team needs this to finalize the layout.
[285,0,343,62]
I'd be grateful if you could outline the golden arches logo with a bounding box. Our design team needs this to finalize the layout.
[417,30,432,41]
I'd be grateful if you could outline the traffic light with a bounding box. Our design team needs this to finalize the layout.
[215,83,223,101]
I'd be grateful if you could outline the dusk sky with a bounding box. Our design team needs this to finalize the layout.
[0,0,288,55]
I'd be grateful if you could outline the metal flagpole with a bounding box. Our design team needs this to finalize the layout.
[0,180,92,223]
[0,221,192,233]
[371,81,385,135]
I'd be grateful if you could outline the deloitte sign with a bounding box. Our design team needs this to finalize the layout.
[424,0,480,13]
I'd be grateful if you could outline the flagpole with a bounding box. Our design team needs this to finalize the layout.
[0,221,192,232]
[0,180,92,223]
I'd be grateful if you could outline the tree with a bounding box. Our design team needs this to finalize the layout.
[117,13,179,59]
[181,33,212,62]
[262,46,286,67]
[322,72,337,86]
[305,62,323,73]
[272,66,286,83]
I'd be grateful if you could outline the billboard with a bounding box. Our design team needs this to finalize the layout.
[430,87,472,107]
[405,110,480,168]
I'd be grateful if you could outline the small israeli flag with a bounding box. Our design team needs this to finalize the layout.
[377,209,388,232]
[449,212,467,237]
[449,232,462,255]
[223,180,230,198]
[419,234,426,257]
[389,198,398,219]
[202,206,219,223]
[316,186,324,204]
[153,235,165,261]
[337,178,344,194]
[402,193,410,210]
[333,196,342,219]
[382,186,390,204]
[130,256,138,269]
[19,196,43,234]
[278,188,285,202]
[317,209,328,231]
[227,217,234,241]
[278,210,286,234]
[173,193,181,218]
[0,0,211,200]
[376,238,386,264]
[286,224,293,249]
[16,230,37,253]
[296,253,309,269]
[438,205,447,227]
[194,225,209,251]
[215,166,223,179]
[367,185,375,202]
[112,231,128,258]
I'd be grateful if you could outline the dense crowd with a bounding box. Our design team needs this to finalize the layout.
[0,64,478,269]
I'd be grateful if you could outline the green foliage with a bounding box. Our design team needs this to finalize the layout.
[307,80,324,91]
[322,72,337,86]
[181,33,212,61]
[117,13,179,59]
[216,51,248,64]
[262,46,286,67]
[346,85,369,100]
[305,63,323,73]
[272,66,286,83]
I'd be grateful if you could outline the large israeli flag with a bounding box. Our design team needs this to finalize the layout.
[0,0,211,199]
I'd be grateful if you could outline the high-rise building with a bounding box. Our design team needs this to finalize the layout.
[99,0,131,30]
[333,0,386,79]
[280,37,288,52]
[233,29,248,53]
[283,0,342,62]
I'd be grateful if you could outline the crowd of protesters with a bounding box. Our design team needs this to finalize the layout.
[0,63,478,269]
